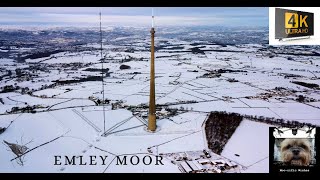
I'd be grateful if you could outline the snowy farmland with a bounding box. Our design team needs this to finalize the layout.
[1,31,320,173]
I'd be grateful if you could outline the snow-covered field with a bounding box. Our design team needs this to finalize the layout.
[221,120,271,173]
[1,35,320,173]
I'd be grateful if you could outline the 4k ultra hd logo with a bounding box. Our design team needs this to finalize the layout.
[285,12,308,34]
[275,8,314,40]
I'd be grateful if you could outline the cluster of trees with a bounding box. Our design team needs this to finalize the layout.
[0,85,18,93]
[297,95,305,102]
[296,95,316,103]
[15,68,23,77]
[84,68,109,73]
[243,114,316,129]
[274,87,287,91]
[111,100,124,110]
[20,87,32,95]
[0,70,12,81]
[282,73,302,79]
[204,111,243,154]
[21,49,64,60]
[119,64,131,70]
[217,69,247,73]
[291,81,319,89]
[53,76,103,86]
[8,105,38,114]
[227,78,239,83]
[1,85,35,95]
[94,98,110,106]
[199,72,221,78]
[190,47,205,54]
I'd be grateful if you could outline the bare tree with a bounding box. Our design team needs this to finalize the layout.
[3,135,33,166]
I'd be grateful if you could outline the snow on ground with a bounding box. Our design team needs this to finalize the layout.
[242,158,269,173]
[6,94,61,106]
[269,102,320,124]
[0,58,16,66]
[1,40,320,173]
[49,99,95,110]
[0,107,208,173]
[221,119,272,172]
[33,88,68,97]
[0,112,68,172]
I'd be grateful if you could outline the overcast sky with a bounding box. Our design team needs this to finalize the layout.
[0,7,268,27]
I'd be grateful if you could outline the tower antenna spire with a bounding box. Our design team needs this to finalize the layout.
[99,11,106,133]
[152,8,154,28]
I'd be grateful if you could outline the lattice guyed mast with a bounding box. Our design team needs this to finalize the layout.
[99,12,106,133]
[148,8,156,132]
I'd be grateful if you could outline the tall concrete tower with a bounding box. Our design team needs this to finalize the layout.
[148,9,156,132]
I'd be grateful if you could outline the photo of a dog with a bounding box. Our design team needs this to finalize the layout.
[280,139,312,166]
[271,127,318,173]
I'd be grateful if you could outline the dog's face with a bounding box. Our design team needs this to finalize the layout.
[280,139,311,166]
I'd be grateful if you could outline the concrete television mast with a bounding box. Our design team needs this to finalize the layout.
[148,8,156,132]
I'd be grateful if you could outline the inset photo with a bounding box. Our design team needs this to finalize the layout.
[269,7,320,45]
[270,127,319,174]
[274,138,316,167]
